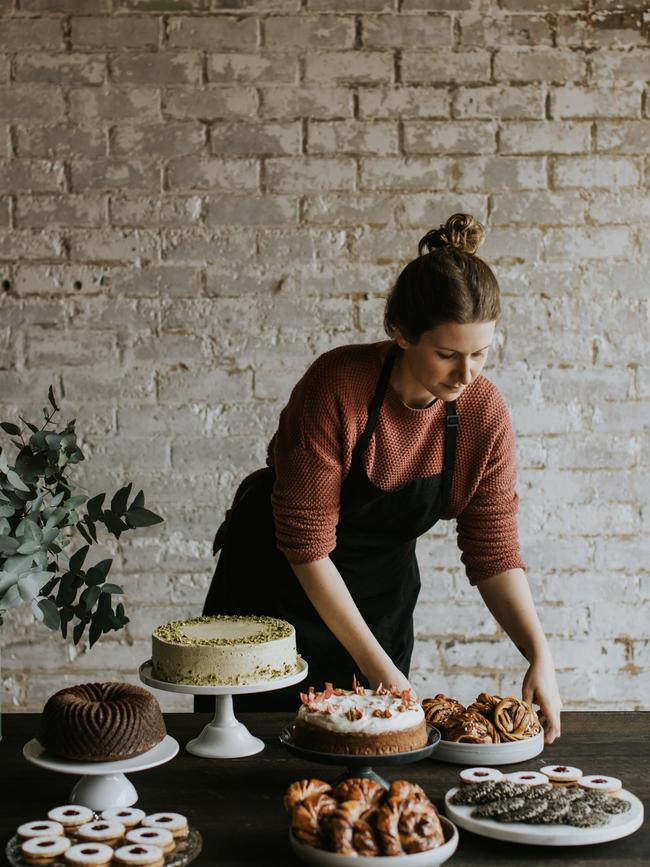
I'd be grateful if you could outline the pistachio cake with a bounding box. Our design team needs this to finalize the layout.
[151,615,300,686]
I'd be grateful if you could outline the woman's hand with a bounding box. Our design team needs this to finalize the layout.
[522,654,562,744]
[363,658,415,697]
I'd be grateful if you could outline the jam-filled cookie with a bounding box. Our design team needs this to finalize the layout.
[578,774,622,796]
[64,842,113,866]
[17,821,65,840]
[76,820,125,846]
[100,807,145,828]
[540,764,582,787]
[113,844,165,867]
[21,836,71,864]
[48,806,94,832]
[459,767,504,785]
[125,827,175,853]
[141,812,188,839]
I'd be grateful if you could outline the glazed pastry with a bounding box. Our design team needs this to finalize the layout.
[421,694,465,728]
[112,844,164,867]
[467,691,501,719]
[76,820,124,846]
[47,806,94,832]
[445,710,500,743]
[64,842,114,866]
[284,779,332,813]
[141,812,188,839]
[332,778,385,805]
[292,792,338,847]
[376,796,444,854]
[540,764,583,787]
[387,780,429,802]
[100,808,145,828]
[460,767,504,785]
[329,800,371,856]
[505,771,548,786]
[21,836,71,863]
[17,821,65,840]
[578,774,622,796]
[125,828,175,853]
[493,697,541,741]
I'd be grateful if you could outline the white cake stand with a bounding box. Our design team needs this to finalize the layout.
[22,735,179,811]
[139,658,308,759]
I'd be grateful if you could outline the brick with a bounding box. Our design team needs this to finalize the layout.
[166,157,259,191]
[160,368,252,402]
[456,156,547,191]
[15,125,106,158]
[305,51,394,84]
[362,14,451,48]
[20,0,110,9]
[395,193,487,227]
[551,84,642,118]
[303,192,395,225]
[210,121,300,155]
[110,264,202,296]
[0,161,64,193]
[109,195,203,227]
[459,13,553,48]
[161,228,254,263]
[266,156,356,192]
[494,47,586,82]
[481,227,543,261]
[402,50,490,84]
[596,121,650,154]
[353,227,424,263]
[0,195,9,227]
[587,192,650,224]
[168,15,257,49]
[71,16,160,48]
[15,195,104,228]
[163,87,257,119]
[358,87,448,119]
[0,229,65,261]
[110,51,201,85]
[71,160,161,192]
[205,194,296,226]
[68,229,159,263]
[14,52,105,85]
[592,49,650,80]
[69,87,161,122]
[203,271,279,297]
[111,121,204,157]
[257,227,351,264]
[308,120,397,155]
[264,14,354,48]
[116,0,204,8]
[361,156,453,191]
[0,54,8,84]
[403,120,496,155]
[490,191,587,225]
[403,0,474,7]
[211,0,301,7]
[26,329,117,368]
[0,85,65,120]
[207,52,297,84]
[0,17,63,49]
[499,121,591,154]
[552,156,640,189]
[557,11,646,47]
[307,0,393,9]
[454,85,545,119]
[498,0,588,8]
[260,86,352,119]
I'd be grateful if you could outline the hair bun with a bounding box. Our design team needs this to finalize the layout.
[418,213,486,256]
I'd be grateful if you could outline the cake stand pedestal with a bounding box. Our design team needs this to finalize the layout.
[22,735,179,811]
[279,724,441,788]
[139,658,308,759]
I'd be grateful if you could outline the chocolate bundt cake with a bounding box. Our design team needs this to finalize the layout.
[39,682,166,762]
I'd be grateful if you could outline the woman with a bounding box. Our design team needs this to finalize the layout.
[201,213,562,743]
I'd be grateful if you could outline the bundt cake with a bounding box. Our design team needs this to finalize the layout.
[39,682,166,762]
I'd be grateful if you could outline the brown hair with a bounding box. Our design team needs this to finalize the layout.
[384,213,500,343]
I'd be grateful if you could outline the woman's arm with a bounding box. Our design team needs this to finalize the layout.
[476,567,562,743]
[291,557,413,693]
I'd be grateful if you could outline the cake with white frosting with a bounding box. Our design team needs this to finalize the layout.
[292,680,427,755]
[151,615,300,686]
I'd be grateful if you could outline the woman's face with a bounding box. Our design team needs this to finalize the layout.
[394,320,496,406]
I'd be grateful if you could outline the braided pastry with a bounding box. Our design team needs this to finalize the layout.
[291,793,337,847]
[376,796,445,854]
[421,694,465,728]
[467,691,502,719]
[283,779,332,813]
[332,778,385,806]
[388,780,430,803]
[494,697,541,742]
[445,710,500,744]
[329,800,372,855]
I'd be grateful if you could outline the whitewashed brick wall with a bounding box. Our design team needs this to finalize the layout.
[1,0,648,712]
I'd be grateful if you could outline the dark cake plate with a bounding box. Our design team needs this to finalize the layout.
[279,724,441,787]
[22,736,179,811]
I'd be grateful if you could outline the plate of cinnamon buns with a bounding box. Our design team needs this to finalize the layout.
[422,692,544,765]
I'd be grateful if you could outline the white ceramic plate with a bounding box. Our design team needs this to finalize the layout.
[444,787,644,846]
[289,816,458,866]
[431,729,544,766]
[23,735,179,775]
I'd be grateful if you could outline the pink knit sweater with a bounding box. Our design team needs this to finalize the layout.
[267,341,525,584]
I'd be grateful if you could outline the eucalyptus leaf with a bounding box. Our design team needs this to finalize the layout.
[0,504,16,518]
[0,571,18,595]
[48,385,59,412]
[17,540,42,556]
[80,584,101,611]
[6,469,30,492]
[85,559,112,586]
[0,422,21,436]
[69,545,90,574]
[0,583,22,609]
[18,573,47,601]
[0,450,9,474]
[111,483,132,516]
[101,583,123,595]
[126,506,164,528]
[0,535,20,555]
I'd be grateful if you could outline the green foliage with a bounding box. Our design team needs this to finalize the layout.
[0,387,164,648]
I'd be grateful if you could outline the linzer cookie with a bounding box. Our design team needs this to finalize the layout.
[100,808,145,828]
[112,844,164,867]
[540,764,583,787]
[17,821,65,841]
[125,827,175,853]
[141,812,188,839]
[21,836,71,864]
[47,806,94,832]
[64,842,113,866]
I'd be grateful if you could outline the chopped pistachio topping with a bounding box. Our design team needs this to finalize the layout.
[153,614,294,647]
[152,661,299,686]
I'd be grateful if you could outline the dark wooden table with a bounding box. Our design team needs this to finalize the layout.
[1,713,648,865]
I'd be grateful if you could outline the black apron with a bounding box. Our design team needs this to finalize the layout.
[197,345,458,711]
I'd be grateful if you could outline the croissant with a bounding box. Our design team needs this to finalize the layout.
[291,792,338,847]
[376,796,444,855]
[467,691,502,720]
[445,710,500,744]
[494,697,541,741]
[332,777,385,806]
[284,778,332,813]
[421,693,465,729]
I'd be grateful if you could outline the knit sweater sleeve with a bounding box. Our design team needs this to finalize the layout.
[454,387,526,585]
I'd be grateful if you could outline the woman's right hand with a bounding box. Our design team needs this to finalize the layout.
[363,658,416,697]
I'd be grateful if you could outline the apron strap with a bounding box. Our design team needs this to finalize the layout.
[351,343,400,460]
[440,400,459,511]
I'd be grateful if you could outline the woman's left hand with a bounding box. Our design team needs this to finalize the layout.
[522,655,562,744]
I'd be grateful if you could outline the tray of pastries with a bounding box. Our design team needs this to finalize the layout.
[6,806,201,867]
[422,691,544,765]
